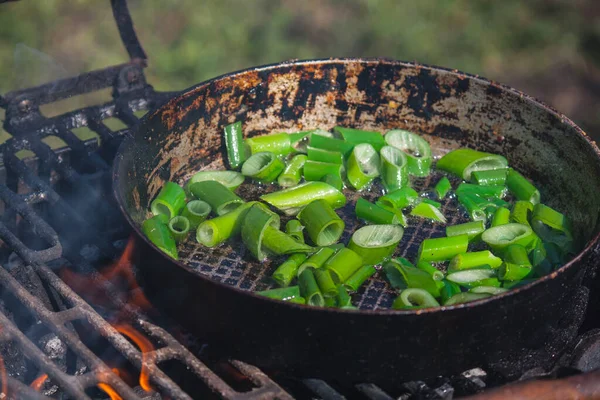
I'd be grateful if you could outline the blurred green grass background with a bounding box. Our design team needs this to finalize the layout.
[1,0,599,141]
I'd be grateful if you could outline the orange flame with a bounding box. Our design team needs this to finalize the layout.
[113,325,154,392]
[30,373,49,391]
[97,369,123,400]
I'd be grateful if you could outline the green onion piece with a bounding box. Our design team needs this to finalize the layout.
[303,160,344,182]
[506,168,540,205]
[531,203,573,252]
[455,183,506,199]
[444,292,491,305]
[314,268,338,298]
[257,285,301,301]
[333,126,385,152]
[312,129,338,139]
[241,151,285,183]
[142,215,178,260]
[379,146,408,191]
[150,182,186,220]
[499,263,532,282]
[392,288,440,309]
[186,170,245,191]
[285,219,305,243]
[224,121,248,169]
[245,133,292,156]
[437,148,508,181]
[298,199,345,246]
[278,154,307,188]
[384,130,432,177]
[418,234,469,262]
[321,173,344,191]
[491,207,511,227]
[457,193,487,222]
[347,143,380,190]
[241,204,281,261]
[422,199,442,209]
[375,202,408,227]
[348,224,404,265]
[503,279,538,289]
[273,254,307,287]
[449,250,503,271]
[382,259,441,297]
[337,285,353,308]
[168,216,190,242]
[511,201,533,226]
[324,296,337,307]
[356,198,401,225]
[344,264,376,291]
[181,200,211,229]
[416,261,443,281]
[469,286,508,295]
[289,297,306,305]
[324,248,364,283]
[189,180,244,216]
[298,269,325,307]
[309,133,354,157]
[288,131,312,153]
[378,187,419,209]
[196,202,256,247]
[262,226,314,256]
[472,169,508,186]
[505,244,532,267]
[410,202,446,223]
[481,223,536,252]
[446,269,497,288]
[434,177,452,199]
[260,181,346,216]
[440,280,461,304]
[446,220,485,242]
[307,146,344,164]
[297,246,337,275]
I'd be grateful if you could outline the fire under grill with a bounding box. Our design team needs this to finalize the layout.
[0,1,599,399]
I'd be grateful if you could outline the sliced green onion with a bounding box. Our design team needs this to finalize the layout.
[189,180,244,216]
[309,133,354,157]
[245,133,292,156]
[262,226,314,256]
[434,177,451,199]
[241,204,280,261]
[285,219,305,243]
[142,215,178,260]
[303,160,344,182]
[257,285,301,301]
[410,202,446,223]
[382,259,440,297]
[418,234,469,262]
[289,297,306,305]
[272,254,307,287]
[224,121,248,169]
[375,202,408,227]
[416,261,443,281]
[511,200,533,226]
[288,131,312,153]
[150,182,186,220]
[422,199,442,208]
[333,126,385,152]
[449,250,503,271]
[446,269,497,288]
[196,202,257,247]
[298,269,325,307]
[378,187,419,209]
[298,199,345,246]
[260,181,346,216]
[393,288,440,309]
[241,152,285,183]
[445,220,485,242]
[337,285,354,308]
[314,268,337,298]
[379,146,408,191]
[444,292,491,305]
[506,168,540,205]
[455,183,506,199]
[472,169,508,186]
[347,143,380,190]
[491,207,510,227]
[324,296,337,307]
[356,198,401,225]
[440,280,461,304]
[469,286,508,295]
[457,193,487,222]
[307,146,344,164]
[481,223,536,252]
[324,247,364,283]
[187,170,245,191]
[344,264,376,291]
[321,173,344,191]
[384,130,432,177]
[278,154,307,188]
[505,244,532,267]
[348,224,404,265]
[437,148,508,181]
[168,216,190,242]
[297,246,337,275]
[531,203,573,252]
[181,200,211,229]
[499,263,532,282]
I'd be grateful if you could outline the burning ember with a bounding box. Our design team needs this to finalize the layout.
[29,373,48,391]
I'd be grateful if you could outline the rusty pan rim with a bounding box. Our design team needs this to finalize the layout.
[113,57,600,316]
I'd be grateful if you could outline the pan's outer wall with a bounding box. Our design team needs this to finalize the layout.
[115,59,600,384]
